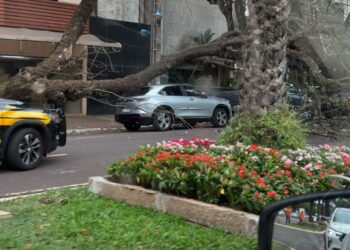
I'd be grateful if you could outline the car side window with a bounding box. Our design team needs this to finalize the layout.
[183,86,203,97]
[160,86,183,96]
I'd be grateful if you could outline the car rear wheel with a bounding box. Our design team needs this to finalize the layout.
[212,107,229,127]
[6,128,44,171]
[153,108,174,131]
[124,122,141,131]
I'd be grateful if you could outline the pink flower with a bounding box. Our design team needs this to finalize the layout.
[305,163,313,169]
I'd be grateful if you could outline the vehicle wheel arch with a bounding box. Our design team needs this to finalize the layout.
[213,104,231,119]
[3,121,50,155]
[152,105,175,117]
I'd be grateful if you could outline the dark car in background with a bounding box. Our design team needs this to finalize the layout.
[202,84,305,110]
[204,87,240,109]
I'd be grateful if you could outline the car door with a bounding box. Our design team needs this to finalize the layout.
[182,85,213,118]
[158,85,189,117]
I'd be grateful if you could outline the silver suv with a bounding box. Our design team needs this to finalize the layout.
[115,84,232,131]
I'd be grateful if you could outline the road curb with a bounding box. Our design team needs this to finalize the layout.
[67,128,122,136]
[0,183,88,202]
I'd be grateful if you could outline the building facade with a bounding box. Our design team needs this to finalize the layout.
[0,0,228,115]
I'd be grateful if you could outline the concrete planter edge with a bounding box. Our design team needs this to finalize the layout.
[88,176,259,236]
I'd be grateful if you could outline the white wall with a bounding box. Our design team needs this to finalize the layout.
[161,0,227,55]
[97,0,139,22]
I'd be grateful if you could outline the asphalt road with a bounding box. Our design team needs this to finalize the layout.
[0,127,219,196]
[273,223,325,250]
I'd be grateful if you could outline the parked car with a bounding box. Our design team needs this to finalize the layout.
[0,99,66,170]
[202,84,306,110]
[115,84,232,131]
[325,207,350,250]
[203,87,240,109]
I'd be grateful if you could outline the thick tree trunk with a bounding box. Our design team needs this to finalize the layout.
[239,0,290,113]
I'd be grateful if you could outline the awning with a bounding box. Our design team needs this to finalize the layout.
[0,27,121,49]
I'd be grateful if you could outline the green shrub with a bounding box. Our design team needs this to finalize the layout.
[218,107,307,149]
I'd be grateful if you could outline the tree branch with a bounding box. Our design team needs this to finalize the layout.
[22,33,246,102]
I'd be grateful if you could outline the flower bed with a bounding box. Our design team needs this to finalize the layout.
[108,139,350,214]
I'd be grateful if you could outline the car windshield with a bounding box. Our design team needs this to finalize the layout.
[333,210,350,224]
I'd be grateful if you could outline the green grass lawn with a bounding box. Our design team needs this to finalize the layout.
[0,188,257,250]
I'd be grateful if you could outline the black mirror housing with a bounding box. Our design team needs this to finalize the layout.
[258,189,350,250]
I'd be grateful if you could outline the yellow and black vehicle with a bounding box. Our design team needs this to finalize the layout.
[0,99,66,170]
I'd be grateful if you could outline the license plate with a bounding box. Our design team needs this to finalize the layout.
[122,108,131,112]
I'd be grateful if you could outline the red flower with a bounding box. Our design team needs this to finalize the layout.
[138,151,146,156]
[238,169,246,178]
[285,170,292,176]
[217,156,224,161]
[320,172,326,178]
[266,191,277,198]
[287,177,292,183]
[146,162,154,167]
[306,171,313,176]
[248,144,260,151]
[250,170,258,176]
[257,178,265,185]
[254,192,261,199]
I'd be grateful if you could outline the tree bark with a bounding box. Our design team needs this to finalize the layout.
[235,0,247,31]
[218,0,235,31]
[17,0,96,81]
[1,33,245,102]
[239,0,290,113]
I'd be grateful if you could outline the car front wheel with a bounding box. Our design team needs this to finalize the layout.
[6,128,44,171]
[212,108,229,127]
[153,108,174,131]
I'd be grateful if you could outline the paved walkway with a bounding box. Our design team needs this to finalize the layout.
[66,114,123,135]
[66,115,121,130]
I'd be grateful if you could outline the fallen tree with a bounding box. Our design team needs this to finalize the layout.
[0,0,347,116]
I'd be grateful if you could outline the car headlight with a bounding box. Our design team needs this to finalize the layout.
[328,228,345,241]
[48,112,60,123]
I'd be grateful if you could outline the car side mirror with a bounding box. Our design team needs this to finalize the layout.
[200,91,208,98]
[258,189,350,250]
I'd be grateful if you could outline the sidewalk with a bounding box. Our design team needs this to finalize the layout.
[66,114,124,136]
